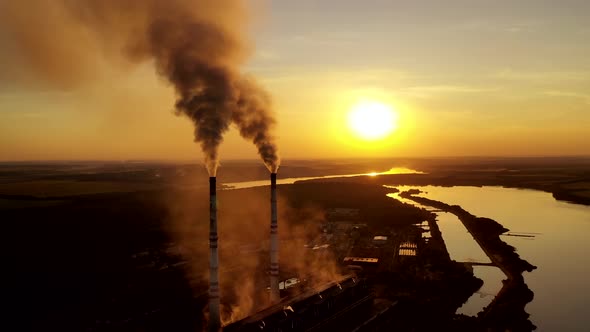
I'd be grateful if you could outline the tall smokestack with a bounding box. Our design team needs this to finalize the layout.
[269,173,280,302]
[209,177,221,332]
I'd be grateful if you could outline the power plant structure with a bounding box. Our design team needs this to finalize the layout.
[209,177,221,332]
[269,173,280,303]
[207,172,282,331]
[223,275,373,332]
[208,171,382,332]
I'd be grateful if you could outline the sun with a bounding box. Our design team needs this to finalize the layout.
[347,100,398,140]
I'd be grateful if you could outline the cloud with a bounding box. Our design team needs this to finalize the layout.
[248,67,409,85]
[452,19,539,34]
[398,85,498,98]
[543,91,590,105]
[254,50,279,60]
[493,69,590,82]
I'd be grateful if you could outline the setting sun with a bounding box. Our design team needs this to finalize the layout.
[347,101,398,140]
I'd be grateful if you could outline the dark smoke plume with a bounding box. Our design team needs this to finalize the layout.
[0,0,279,175]
[234,77,280,172]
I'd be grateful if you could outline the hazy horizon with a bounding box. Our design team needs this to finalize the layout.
[2,154,590,164]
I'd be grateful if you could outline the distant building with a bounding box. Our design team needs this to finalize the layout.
[343,256,380,273]
[372,235,388,246]
[343,257,379,264]
[398,241,417,257]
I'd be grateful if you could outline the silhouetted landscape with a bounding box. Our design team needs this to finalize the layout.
[2,157,589,331]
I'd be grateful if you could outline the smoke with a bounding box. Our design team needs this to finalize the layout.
[164,179,343,326]
[234,77,280,173]
[278,204,344,288]
[0,0,279,175]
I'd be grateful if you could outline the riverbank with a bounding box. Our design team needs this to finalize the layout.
[400,190,536,331]
[297,158,590,207]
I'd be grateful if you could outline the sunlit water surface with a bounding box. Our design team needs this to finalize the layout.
[223,167,422,189]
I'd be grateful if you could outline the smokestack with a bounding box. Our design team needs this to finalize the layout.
[269,173,280,302]
[209,177,221,331]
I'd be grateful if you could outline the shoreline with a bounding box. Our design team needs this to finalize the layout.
[400,191,537,330]
[299,172,590,207]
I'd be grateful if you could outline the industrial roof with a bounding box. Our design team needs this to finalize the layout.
[343,257,379,263]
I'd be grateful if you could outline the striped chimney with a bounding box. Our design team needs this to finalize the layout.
[208,177,221,331]
[269,173,280,302]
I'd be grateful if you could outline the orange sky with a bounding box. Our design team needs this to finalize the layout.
[1,0,589,161]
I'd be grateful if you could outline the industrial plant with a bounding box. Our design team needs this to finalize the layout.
[205,171,283,331]
[203,169,450,331]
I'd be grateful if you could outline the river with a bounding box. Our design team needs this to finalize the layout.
[390,185,590,331]
[222,167,422,189]
[388,187,504,317]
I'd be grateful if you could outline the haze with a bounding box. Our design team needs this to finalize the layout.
[1,0,589,161]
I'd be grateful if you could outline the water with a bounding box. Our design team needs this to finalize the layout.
[388,189,498,314]
[223,167,422,189]
[390,185,590,331]
[457,266,505,316]
[436,212,491,264]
